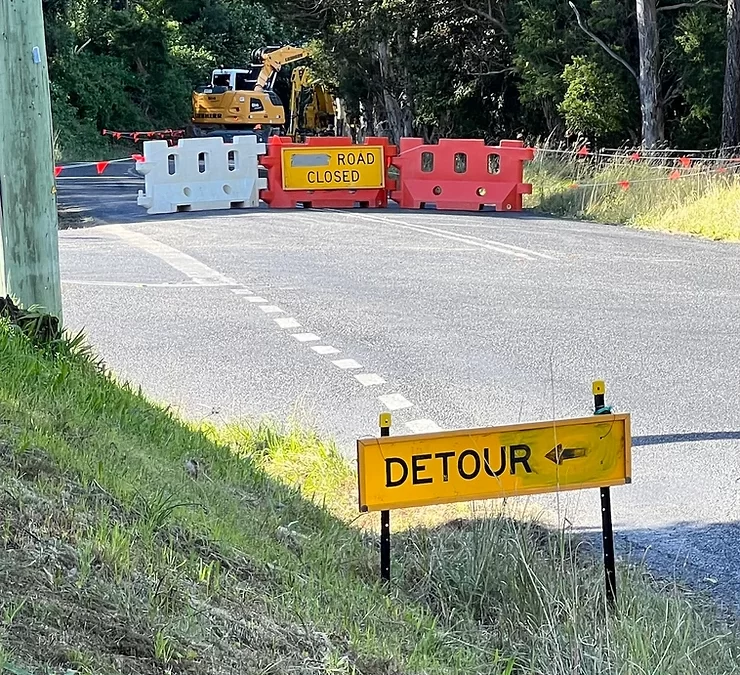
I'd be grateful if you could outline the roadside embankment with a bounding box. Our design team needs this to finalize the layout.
[1,322,739,674]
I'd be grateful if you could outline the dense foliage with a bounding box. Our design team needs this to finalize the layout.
[45,0,733,156]
[45,0,288,157]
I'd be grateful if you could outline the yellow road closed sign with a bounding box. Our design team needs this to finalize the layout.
[281,146,385,190]
[357,415,631,512]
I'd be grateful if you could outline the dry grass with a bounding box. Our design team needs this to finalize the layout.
[525,149,740,241]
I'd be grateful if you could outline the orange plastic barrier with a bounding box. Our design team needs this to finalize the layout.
[260,136,397,208]
[390,138,534,211]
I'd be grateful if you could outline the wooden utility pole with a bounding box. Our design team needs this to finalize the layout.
[0,0,62,319]
[722,0,740,148]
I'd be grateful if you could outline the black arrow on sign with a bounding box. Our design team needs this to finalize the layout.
[545,444,587,465]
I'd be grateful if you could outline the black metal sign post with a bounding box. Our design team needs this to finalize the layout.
[379,412,392,583]
[593,380,617,609]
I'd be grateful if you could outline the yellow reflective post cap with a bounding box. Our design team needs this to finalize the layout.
[592,380,606,396]
[379,412,392,428]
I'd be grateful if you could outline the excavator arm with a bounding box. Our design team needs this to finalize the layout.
[288,66,314,137]
[287,66,337,140]
[254,46,308,91]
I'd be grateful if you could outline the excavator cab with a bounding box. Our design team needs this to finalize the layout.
[191,46,305,135]
[208,67,275,92]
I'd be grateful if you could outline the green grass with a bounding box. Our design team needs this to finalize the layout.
[526,152,740,241]
[1,322,740,674]
[53,124,136,164]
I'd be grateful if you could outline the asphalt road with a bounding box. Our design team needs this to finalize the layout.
[57,166,740,607]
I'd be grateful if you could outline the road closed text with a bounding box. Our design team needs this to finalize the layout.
[356,415,631,511]
[307,169,362,185]
[282,146,385,190]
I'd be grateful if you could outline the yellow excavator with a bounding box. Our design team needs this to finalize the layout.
[287,66,337,141]
[191,45,308,136]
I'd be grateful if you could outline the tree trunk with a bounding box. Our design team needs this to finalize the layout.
[636,0,664,147]
[541,98,562,138]
[722,0,740,148]
[376,41,413,143]
[359,100,375,140]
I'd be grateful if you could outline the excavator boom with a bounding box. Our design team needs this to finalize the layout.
[255,46,308,91]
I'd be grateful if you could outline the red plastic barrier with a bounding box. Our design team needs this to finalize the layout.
[260,136,397,208]
[390,138,534,211]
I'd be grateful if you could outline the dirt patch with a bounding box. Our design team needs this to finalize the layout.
[57,206,94,230]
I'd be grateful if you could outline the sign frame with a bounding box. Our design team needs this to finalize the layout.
[357,414,631,513]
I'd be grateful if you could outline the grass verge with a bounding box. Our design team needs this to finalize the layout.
[525,152,740,241]
[1,323,740,674]
[54,125,136,164]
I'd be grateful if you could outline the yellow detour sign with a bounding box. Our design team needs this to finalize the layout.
[281,146,385,190]
[357,415,631,512]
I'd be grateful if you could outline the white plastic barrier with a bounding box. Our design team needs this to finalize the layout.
[136,135,266,214]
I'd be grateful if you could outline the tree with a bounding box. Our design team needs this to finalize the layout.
[636,0,664,146]
[559,56,628,139]
[722,0,740,146]
[44,0,737,153]
[569,0,661,147]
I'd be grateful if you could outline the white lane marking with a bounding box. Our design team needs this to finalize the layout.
[246,296,268,303]
[405,419,443,433]
[292,333,321,342]
[332,358,363,370]
[274,317,301,329]
[62,280,223,288]
[312,345,340,355]
[231,288,254,295]
[354,373,386,387]
[378,393,414,410]
[259,305,284,314]
[340,212,554,260]
[104,225,239,284]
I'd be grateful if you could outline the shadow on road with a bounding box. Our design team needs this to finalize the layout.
[570,519,740,614]
[633,431,740,446]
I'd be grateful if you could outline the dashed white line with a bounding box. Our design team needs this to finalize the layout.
[354,373,386,386]
[312,345,340,355]
[332,358,363,370]
[292,333,321,342]
[274,317,301,329]
[101,228,432,421]
[405,419,443,434]
[378,393,414,410]
[104,227,434,425]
